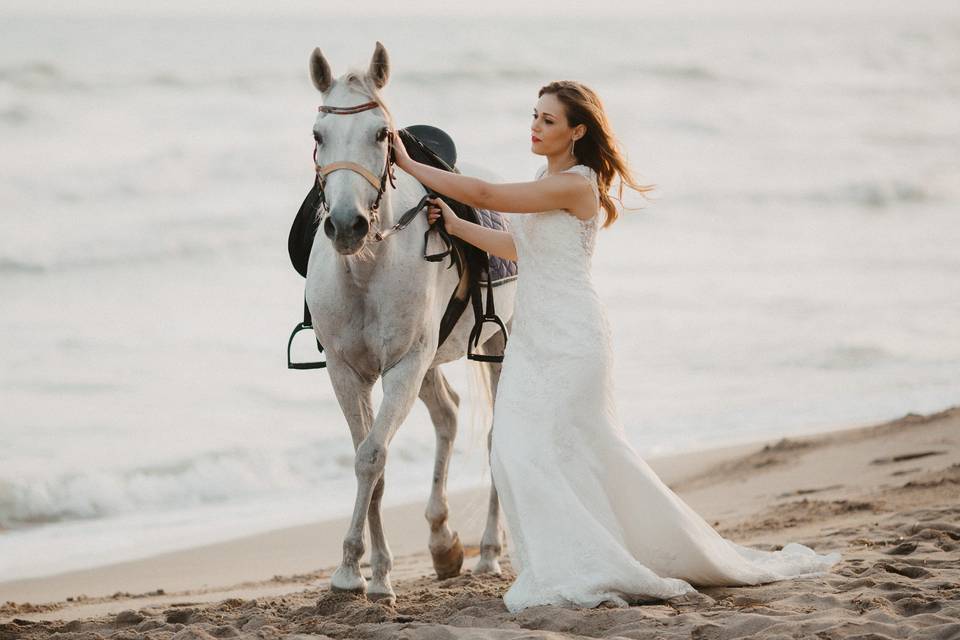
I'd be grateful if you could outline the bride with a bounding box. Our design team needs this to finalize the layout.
[391,80,841,613]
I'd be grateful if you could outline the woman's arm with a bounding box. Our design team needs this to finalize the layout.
[428,197,517,261]
[392,132,593,218]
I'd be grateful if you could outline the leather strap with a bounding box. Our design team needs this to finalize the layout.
[317,161,381,191]
[318,101,380,115]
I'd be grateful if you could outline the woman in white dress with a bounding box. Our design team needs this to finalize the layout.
[391,80,841,613]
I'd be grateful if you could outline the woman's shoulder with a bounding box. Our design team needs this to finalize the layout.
[562,164,600,199]
[533,164,599,213]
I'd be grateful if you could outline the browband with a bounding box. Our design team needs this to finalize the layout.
[318,101,380,115]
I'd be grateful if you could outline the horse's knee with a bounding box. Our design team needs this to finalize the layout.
[355,440,386,479]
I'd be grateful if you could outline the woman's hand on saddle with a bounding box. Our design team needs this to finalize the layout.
[427,197,461,236]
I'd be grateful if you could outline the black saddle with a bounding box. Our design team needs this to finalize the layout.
[287,125,516,370]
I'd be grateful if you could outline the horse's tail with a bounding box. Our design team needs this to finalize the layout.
[463,355,495,471]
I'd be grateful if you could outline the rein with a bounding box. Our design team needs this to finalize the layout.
[315,101,438,246]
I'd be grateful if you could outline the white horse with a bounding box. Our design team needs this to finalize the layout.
[304,42,516,605]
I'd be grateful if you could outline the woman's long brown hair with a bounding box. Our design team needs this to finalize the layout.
[539,81,654,227]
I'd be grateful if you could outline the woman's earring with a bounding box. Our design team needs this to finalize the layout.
[569,138,577,159]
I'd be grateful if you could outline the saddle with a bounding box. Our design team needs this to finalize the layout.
[287,125,516,370]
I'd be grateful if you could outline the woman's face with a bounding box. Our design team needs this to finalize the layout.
[530,92,576,157]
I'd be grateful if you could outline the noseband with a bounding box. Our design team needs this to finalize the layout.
[314,101,400,242]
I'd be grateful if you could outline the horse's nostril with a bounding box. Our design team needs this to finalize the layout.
[323,217,335,239]
[352,217,369,236]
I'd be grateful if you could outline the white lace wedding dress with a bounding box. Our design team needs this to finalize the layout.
[488,164,841,613]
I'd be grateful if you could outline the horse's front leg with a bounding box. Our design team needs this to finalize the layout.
[325,359,375,596]
[418,367,464,579]
[333,349,433,604]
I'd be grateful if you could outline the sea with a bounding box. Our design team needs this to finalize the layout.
[2,4,959,583]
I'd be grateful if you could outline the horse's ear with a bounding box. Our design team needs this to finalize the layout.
[310,47,333,93]
[368,41,390,89]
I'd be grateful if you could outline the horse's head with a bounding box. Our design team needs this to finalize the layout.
[310,42,393,256]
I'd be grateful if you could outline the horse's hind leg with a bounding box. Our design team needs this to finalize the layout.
[418,367,464,579]
[475,329,505,575]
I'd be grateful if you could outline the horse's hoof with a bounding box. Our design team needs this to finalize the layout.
[367,590,396,607]
[474,557,502,575]
[329,584,367,596]
[367,576,395,607]
[432,531,464,579]
[330,566,367,594]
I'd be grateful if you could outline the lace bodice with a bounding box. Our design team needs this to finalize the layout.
[509,164,602,273]
[503,163,612,369]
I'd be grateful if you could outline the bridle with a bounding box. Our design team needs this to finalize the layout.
[314,100,428,243]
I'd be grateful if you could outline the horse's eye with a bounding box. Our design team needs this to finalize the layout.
[376,127,388,142]
[313,131,323,144]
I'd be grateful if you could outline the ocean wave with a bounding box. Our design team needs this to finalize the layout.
[0,60,293,93]
[773,342,903,371]
[750,180,933,208]
[675,179,936,209]
[0,230,272,277]
[397,66,549,86]
[0,104,32,126]
[0,61,87,91]
[816,344,895,370]
[1,57,727,96]
[396,61,725,86]
[0,438,387,528]
[616,62,724,83]
[0,257,48,274]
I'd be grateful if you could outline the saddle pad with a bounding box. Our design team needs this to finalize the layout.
[472,208,518,286]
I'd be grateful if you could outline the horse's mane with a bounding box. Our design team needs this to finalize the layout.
[341,70,395,129]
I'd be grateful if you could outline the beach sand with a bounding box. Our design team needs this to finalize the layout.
[2,406,958,639]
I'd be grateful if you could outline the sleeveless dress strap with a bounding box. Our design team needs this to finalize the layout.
[537,164,600,204]
[563,165,600,203]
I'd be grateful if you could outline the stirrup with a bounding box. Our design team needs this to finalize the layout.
[423,223,454,266]
[466,315,508,363]
[287,321,327,370]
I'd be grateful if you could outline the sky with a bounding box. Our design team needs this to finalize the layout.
[4,0,957,17]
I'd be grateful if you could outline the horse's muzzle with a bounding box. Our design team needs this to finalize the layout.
[324,210,370,254]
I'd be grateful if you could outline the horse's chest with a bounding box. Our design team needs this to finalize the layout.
[308,279,429,373]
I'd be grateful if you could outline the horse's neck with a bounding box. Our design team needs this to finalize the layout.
[379,171,424,229]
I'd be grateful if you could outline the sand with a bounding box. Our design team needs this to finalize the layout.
[2,406,958,639]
